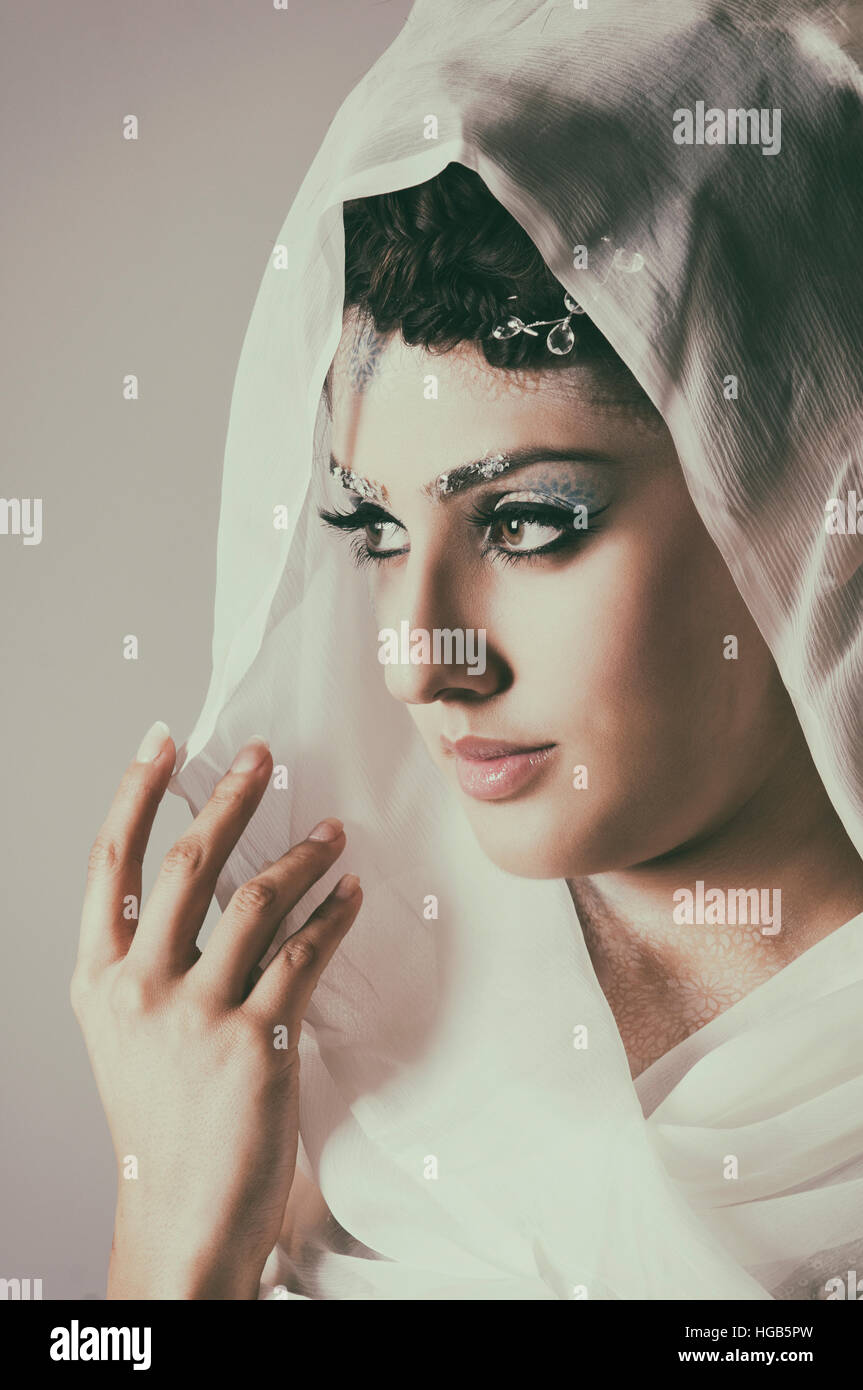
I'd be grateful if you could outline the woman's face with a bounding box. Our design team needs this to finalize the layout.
[326,318,795,879]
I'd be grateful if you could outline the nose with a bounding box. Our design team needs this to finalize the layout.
[378,556,507,706]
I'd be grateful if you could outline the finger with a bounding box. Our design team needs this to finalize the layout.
[192,819,347,1004]
[245,873,362,1028]
[128,736,274,977]
[78,721,175,971]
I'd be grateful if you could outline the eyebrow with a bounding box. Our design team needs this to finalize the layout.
[328,459,390,505]
[329,447,619,504]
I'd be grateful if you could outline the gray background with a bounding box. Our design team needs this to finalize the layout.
[1,0,411,1299]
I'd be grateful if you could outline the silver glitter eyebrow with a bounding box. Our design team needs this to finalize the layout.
[328,458,390,505]
[328,447,618,508]
[423,448,619,499]
[432,453,513,497]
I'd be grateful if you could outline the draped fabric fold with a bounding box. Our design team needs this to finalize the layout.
[169,0,863,1298]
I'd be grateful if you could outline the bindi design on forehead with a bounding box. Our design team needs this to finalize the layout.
[333,316,554,406]
[347,318,387,396]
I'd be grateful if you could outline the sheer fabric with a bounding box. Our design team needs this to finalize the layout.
[169,0,863,1298]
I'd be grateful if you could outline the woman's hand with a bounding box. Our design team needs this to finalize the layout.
[71,721,361,1300]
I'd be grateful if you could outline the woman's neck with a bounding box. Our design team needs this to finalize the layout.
[567,746,863,1078]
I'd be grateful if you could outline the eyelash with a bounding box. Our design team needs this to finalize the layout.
[317,498,604,569]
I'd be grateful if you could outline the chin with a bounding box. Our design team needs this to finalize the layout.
[459,786,663,879]
[459,801,592,880]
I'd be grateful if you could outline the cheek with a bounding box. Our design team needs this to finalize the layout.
[496,504,760,757]
[487,533,686,731]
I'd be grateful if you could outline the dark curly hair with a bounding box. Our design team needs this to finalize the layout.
[328,161,656,413]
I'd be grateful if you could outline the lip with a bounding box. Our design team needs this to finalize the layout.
[441,736,558,802]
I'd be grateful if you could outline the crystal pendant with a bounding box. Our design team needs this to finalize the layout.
[563,293,585,314]
[547,321,575,355]
[491,316,523,340]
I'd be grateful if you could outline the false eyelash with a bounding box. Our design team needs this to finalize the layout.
[465,497,606,561]
[317,501,399,532]
[318,501,407,568]
[318,497,605,569]
[464,497,603,531]
[346,532,387,569]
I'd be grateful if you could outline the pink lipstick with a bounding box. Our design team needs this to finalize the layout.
[441,736,557,802]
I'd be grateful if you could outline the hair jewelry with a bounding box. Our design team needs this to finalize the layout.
[490,291,585,355]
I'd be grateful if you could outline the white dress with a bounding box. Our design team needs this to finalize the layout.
[257,911,863,1299]
[636,911,863,1300]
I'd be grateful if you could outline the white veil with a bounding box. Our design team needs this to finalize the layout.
[168,0,863,1299]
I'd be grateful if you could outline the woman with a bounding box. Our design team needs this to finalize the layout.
[72,0,863,1299]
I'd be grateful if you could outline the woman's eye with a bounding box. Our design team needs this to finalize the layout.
[317,502,409,566]
[364,517,406,554]
[319,495,600,569]
[486,512,567,553]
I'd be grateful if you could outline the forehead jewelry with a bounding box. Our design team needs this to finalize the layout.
[490,291,585,355]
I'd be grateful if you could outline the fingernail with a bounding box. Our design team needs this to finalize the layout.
[334,873,360,899]
[230,736,270,773]
[135,720,171,763]
[307,818,344,842]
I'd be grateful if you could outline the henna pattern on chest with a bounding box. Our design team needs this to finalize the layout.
[572,879,781,1079]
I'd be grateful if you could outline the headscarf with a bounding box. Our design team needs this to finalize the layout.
[169,0,863,1299]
